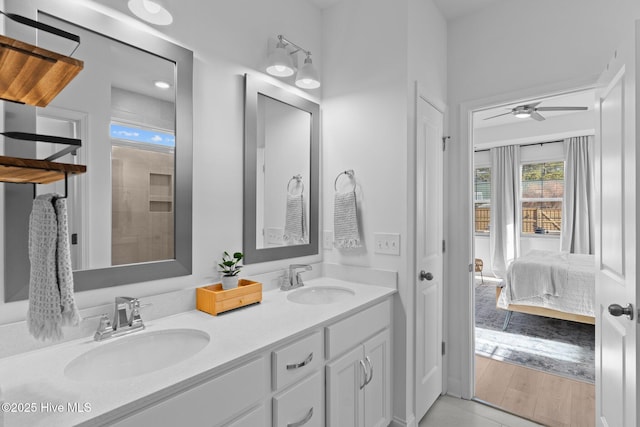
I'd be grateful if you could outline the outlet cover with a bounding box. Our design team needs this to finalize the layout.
[324,230,334,250]
[374,232,400,255]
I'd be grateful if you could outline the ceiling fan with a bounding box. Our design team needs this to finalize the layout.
[484,102,588,121]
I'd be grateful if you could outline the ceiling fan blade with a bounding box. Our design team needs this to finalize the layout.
[530,111,545,121]
[536,106,588,111]
[483,111,513,120]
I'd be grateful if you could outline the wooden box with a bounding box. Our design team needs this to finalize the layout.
[196,279,262,316]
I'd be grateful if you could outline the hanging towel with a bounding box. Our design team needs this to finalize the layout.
[27,194,80,341]
[54,197,80,326]
[334,190,361,248]
[284,194,308,244]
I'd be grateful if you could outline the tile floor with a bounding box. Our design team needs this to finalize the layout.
[419,395,543,427]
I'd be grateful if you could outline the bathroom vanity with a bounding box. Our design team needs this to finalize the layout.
[0,278,394,426]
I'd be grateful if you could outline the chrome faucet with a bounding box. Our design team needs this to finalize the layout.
[94,296,146,341]
[281,264,312,291]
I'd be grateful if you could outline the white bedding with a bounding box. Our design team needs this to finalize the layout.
[497,250,595,317]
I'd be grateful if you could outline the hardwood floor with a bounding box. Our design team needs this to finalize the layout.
[475,355,595,427]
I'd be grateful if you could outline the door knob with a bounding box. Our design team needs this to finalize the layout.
[419,270,433,281]
[608,303,634,320]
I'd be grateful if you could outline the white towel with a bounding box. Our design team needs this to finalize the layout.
[284,194,308,244]
[334,191,361,248]
[27,194,80,341]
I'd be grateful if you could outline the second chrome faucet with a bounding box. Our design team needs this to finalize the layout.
[281,264,312,291]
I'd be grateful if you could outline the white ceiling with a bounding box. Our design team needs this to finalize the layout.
[431,0,506,21]
[310,0,506,20]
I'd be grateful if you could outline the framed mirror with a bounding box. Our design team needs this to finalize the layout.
[243,74,319,264]
[3,1,193,301]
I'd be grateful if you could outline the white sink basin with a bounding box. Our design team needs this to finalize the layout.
[65,328,210,382]
[287,286,355,305]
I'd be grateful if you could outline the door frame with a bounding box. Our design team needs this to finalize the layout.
[413,82,447,417]
[453,75,598,399]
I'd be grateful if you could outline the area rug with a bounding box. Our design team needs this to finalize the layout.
[474,280,595,383]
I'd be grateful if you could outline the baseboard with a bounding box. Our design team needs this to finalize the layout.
[390,414,416,427]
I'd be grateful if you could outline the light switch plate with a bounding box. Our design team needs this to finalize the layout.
[374,232,400,255]
[324,230,334,250]
[265,227,284,245]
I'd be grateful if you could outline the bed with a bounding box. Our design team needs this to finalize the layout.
[496,250,596,330]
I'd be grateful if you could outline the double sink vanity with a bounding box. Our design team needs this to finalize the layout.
[0,276,395,426]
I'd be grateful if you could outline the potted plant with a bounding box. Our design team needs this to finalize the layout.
[218,251,243,290]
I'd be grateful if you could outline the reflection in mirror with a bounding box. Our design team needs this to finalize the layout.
[244,74,319,264]
[3,5,192,302]
[256,94,311,248]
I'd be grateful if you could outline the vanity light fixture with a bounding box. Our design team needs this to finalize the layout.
[154,80,171,89]
[266,35,321,89]
[128,0,173,26]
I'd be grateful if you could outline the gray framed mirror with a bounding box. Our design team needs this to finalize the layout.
[3,1,193,301]
[243,74,319,264]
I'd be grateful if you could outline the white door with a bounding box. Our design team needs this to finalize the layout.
[594,22,638,427]
[415,96,444,420]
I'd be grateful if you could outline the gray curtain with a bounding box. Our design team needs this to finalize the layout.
[560,136,594,254]
[490,145,521,279]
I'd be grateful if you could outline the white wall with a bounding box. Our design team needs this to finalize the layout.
[321,0,446,423]
[445,0,640,398]
[0,0,323,324]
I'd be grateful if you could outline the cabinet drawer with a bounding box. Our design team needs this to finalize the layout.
[325,299,391,360]
[111,357,267,427]
[225,405,266,427]
[273,371,323,427]
[272,330,323,390]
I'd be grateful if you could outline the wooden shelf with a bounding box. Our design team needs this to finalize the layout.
[0,155,86,184]
[0,34,83,107]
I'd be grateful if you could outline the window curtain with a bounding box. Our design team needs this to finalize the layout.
[490,145,521,279]
[560,135,594,254]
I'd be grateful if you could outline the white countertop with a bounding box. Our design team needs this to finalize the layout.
[0,278,395,426]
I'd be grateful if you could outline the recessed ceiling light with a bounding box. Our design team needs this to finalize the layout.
[128,0,173,26]
[154,80,171,89]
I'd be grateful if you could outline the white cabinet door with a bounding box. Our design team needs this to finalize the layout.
[363,329,391,427]
[326,345,365,427]
[326,328,391,427]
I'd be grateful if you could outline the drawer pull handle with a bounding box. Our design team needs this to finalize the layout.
[287,407,313,427]
[364,356,374,386]
[359,359,368,389]
[286,352,313,370]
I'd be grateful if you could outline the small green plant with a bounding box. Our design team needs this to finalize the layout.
[218,251,243,277]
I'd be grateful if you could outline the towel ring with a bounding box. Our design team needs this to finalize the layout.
[287,174,304,196]
[334,169,356,192]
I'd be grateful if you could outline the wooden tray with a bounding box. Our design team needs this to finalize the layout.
[196,279,262,316]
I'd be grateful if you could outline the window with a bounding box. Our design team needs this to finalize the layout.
[474,167,491,233]
[521,161,564,235]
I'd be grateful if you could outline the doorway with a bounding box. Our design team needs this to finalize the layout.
[470,89,596,426]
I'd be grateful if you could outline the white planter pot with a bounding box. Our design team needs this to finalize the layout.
[221,275,239,290]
